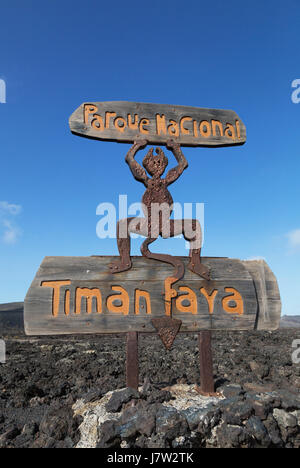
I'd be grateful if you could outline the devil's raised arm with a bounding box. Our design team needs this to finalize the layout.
[165,140,188,186]
[125,139,149,186]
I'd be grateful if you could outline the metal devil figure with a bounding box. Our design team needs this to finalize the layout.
[109,137,210,350]
[24,101,281,395]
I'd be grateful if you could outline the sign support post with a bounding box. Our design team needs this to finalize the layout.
[126,329,216,394]
[197,330,215,395]
[126,331,139,390]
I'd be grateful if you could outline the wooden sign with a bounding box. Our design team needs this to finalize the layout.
[69,101,246,147]
[24,256,280,336]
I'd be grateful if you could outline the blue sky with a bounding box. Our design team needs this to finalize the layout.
[0,0,299,315]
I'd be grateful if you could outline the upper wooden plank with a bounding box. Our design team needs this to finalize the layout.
[69,101,246,147]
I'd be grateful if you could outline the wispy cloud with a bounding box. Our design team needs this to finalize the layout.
[0,201,22,244]
[287,229,300,250]
[0,201,21,216]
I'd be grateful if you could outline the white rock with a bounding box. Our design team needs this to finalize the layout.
[162,384,222,411]
[73,390,121,449]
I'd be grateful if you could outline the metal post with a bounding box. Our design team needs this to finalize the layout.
[126,331,139,390]
[197,330,215,395]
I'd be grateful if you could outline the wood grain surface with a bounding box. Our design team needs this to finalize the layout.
[69,101,246,147]
[24,256,280,335]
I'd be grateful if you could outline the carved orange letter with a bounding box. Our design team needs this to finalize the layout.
[107,286,129,315]
[167,119,179,137]
[164,277,178,316]
[127,114,139,130]
[193,120,198,137]
[200,287,218,315]
[222,288,244,315]
[75,288,102,314]
[224,123,236,140]
[211,120,223,137]
[105,111,116,129]
[65,290,70,316]
[91,115,104,131]
[235,120,241,139]
[135,290,152,315]
[41,280,71,317]
[156,114,167,135]
[176,287,197,314]
[199,120,211,138]
[180,117,192,135]
[84,104,98,124]
[139,118,150,134]
[114,116,127,132]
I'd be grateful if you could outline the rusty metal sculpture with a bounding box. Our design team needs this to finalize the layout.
[109,138,210,280]
[109,138,210,350]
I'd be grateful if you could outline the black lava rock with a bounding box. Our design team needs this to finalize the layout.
[1,330,300,448]
[105,388,140,413]
[156,406,188,441]
[97,419,120,448]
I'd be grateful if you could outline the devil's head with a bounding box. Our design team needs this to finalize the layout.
[143,147,168,177]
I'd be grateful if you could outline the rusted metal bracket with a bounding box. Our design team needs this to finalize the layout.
[151,317,182,350]
[126,331,139,390]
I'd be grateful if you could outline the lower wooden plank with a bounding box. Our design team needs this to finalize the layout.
[24,256,281,335]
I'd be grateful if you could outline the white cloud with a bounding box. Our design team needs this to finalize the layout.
[0,201,22,244]
[0,201,22,216]
[287,229,300,249]
[2,220,21,244]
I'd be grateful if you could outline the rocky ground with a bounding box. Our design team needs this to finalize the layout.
[0,329,300,448]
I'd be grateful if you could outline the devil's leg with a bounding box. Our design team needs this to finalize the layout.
[109,218,133,273]
[172,219,210,280]
[109,217,148,273]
